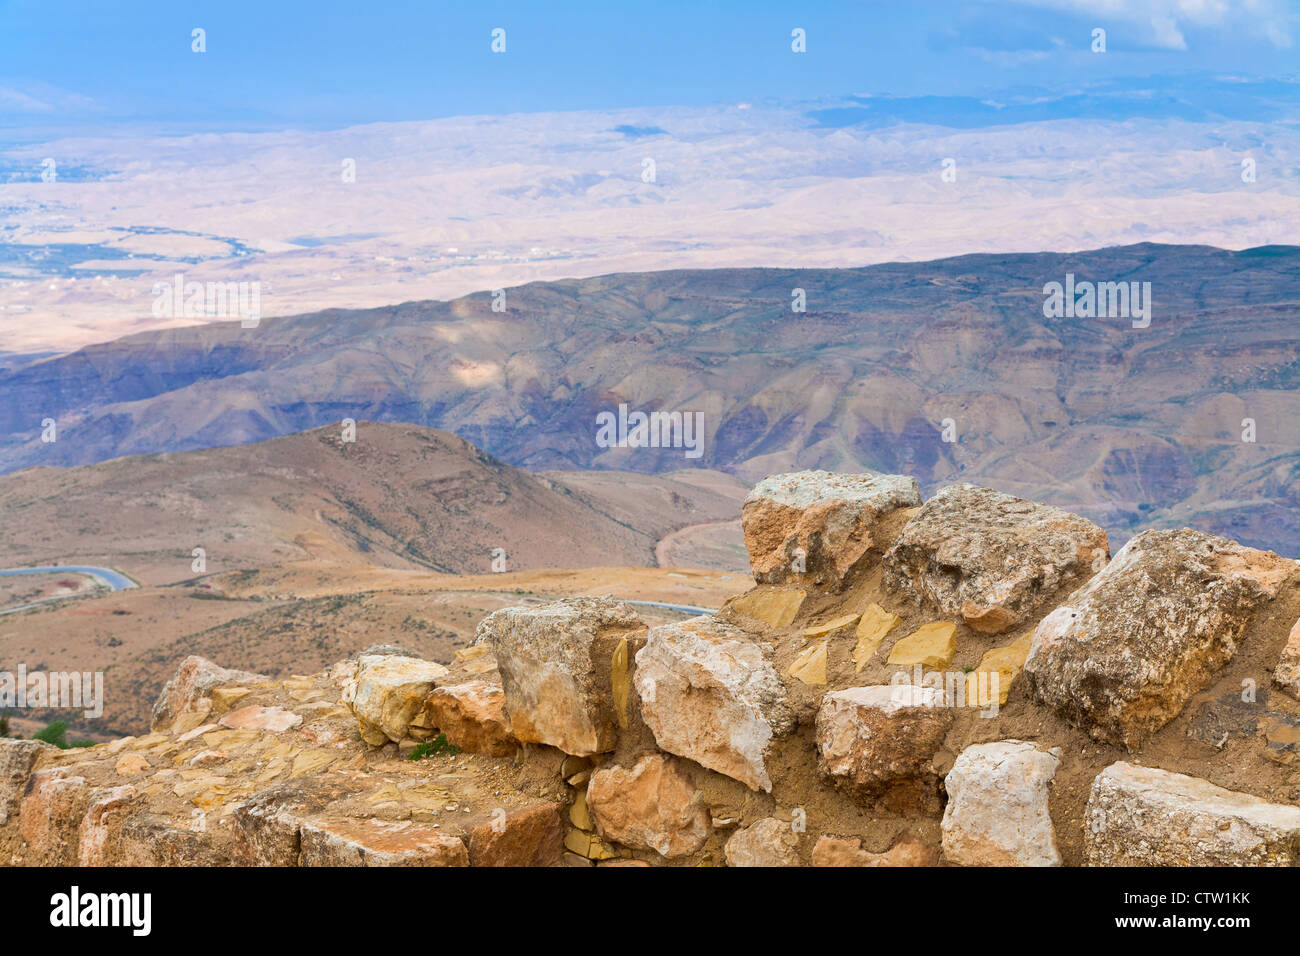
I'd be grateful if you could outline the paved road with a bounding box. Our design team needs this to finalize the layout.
[0,565,138,614]
[617,599,716,616]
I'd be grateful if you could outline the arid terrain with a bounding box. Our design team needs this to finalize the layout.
[2,245,1297,554]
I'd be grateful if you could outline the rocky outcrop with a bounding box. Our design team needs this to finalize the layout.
[883,484,1108,634]
[1025,529,1292,749]
[634,616,793,792]
[742,470,920,589]
[585,754,710,858]
[1084,762,1300,866]
[815,686,951,796]
[479,597,647,756]
[941,741,1061,866]
[342,655,449,745]
[151,655,267,732]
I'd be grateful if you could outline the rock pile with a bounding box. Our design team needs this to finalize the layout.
[3,470,1296,867]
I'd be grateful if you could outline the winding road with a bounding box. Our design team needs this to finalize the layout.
[0,565,137,615]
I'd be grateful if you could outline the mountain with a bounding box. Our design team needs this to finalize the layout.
[0,422,748,584]
[1,243,1297,552]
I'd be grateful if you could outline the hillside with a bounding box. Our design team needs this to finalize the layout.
[1,244,1297,552]
[0,422,748,584]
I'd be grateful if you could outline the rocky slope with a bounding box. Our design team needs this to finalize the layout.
[1,244,1298,553]
[0,421,748,583]
[5,467,1300,867]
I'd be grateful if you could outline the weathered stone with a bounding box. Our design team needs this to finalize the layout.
[634,615,793,792]
[113,752,151,776]
[151,655,266,732]
[886,621,956,668]
[788,641,827,685]
[116,814,231,866]
[941,741,1061,867]
[1273,616,1300,700]
[19,768,91,864]
[564,829,619,860]
[300,817,468,866]
[466,802,565,866]
[1025,529,1292,749]
[0,739,54,826]
[725,588,806,629]
[803,613,860,637]
[1084,762,1300,866]
[77,785,139,866]
[479,597,646,756]
[424,680,516,756]
[815,686,951,795]
[1185,688,1267,749]
[586,754,710,858]
[812,834,939,867]
[342,654,449,746]
[883,484,1109,634]
[724,817,800,867]
[218,704,302,732]
[854,604,900,671]
[968,631,1034,706]
[742,470,922,589]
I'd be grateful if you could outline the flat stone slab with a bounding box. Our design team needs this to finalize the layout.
[1085,762,1300,866]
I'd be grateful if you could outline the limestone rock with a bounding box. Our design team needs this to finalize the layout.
[1084,762,1300,866]
[968,631,1034,706]
[886,621,956,668]
[424,680,516,756]
[1273,616,1300,700]
[77,785,139,866]
[19,768,91,864]
[300,817,468,867]
[114,753,151,776]
[742,470,921,589]
[151,656,266,732]
[815,686,951,795]
[465,803,565,867]
[724,588,806,629]
[586,753,710,858]
[0,739,54,826]
[634,615,793,792]
[812,834,938,867]
[854,604,900,671]
[803,613,860,637]
[724,817,801,867]
[342,654,449,746]
[479,597,646,756]
[789,641,827,685]
[941,741,1061,867]
[1025,529,1292,749]
[218,704,302,732]
[883,484,1108,634]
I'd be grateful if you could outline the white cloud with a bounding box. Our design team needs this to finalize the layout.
[1013,0,1294,49]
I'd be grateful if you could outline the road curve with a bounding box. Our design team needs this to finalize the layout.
[0,565,138,615]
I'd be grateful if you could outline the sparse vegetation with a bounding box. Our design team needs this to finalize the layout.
[409,733,459,759]
[31,720,95,749]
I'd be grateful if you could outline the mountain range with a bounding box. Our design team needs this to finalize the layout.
[1,242,1297,553]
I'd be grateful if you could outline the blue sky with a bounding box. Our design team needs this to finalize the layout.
[1,0,1297,137]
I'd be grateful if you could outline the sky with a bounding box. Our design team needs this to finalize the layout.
[1,0,1297,137]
